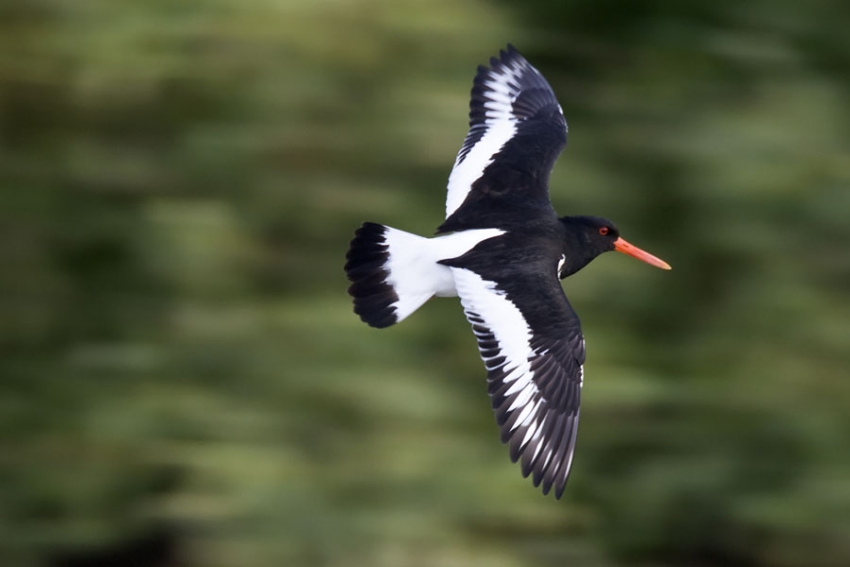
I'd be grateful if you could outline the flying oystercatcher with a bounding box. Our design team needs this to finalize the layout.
[344,45,670,499]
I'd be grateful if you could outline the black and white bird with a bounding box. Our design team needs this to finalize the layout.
[344,45,670,499]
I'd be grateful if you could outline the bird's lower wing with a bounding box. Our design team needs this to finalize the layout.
[450,266,585,499]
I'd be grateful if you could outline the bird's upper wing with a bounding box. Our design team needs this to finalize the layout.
[446,260,585,499]
[439,45,568,234]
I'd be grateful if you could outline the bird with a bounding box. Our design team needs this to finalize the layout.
[344,45,670,499]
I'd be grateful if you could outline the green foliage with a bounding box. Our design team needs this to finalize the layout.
[1,0,849,566]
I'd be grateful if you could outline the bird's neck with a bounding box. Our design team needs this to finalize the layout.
[558,217,603,278]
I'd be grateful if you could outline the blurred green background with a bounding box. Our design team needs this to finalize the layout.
[2,1,850,566]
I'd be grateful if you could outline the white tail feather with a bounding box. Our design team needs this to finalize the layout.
[345,223,504,328]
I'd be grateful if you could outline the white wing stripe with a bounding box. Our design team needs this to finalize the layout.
[520,407,542,446]
[529,419,547,462]
[513,401,538,433]
[445,121,516,217]
[502,367,531,394]
[539,448,554,472]
[451,268,536,379]
[504,372,532,396]
[445,56,535,218]
[508,383,536,413]
[450,267,548,435]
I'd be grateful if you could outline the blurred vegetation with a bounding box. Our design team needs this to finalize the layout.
[1,0,849,566]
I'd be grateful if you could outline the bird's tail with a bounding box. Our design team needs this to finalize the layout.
[344,222,437,328]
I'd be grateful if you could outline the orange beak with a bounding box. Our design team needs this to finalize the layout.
[613,237,671,270]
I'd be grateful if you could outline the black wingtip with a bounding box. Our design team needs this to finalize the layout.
[503,43,520,58]
[491,45,520,68]
[554,480,567,500]
[481,44,525,76]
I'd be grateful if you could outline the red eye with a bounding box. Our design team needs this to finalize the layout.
[599,227,609,236]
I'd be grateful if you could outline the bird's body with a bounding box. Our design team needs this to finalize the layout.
[345,46,669,499]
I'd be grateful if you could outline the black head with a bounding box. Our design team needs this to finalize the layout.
[559,215,670,277]
[570,215,621,248]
